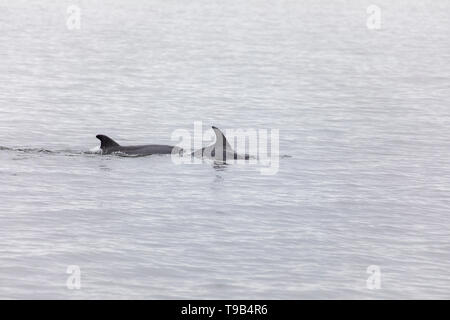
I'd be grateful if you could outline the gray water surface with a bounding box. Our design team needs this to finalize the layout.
[0,0,449,299]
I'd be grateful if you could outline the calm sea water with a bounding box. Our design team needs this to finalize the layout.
[0,0,449,299]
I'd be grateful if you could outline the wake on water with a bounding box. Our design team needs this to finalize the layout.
[0,145,292,160]
[0,145,96,156]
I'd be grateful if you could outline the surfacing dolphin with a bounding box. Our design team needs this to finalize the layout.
[96,134,182,156]
[192,126,251,162]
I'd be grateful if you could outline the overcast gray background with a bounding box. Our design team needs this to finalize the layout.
[0,0,449,299]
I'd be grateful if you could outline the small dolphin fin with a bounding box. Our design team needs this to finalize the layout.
[212,126,233,150]
[96,134,120,150]
[212,126,234,161]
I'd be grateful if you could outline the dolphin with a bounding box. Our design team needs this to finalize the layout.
[192,126,250,162]
[96,134,182,156]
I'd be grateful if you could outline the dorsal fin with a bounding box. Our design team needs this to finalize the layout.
[212,126,234,160]
[96,134,120,150]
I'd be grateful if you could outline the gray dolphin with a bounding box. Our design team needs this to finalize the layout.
[96,134,182,156]
[192,126,250,162]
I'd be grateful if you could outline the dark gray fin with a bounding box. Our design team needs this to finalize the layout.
[96,134,120,150]
[212,126,234,162]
